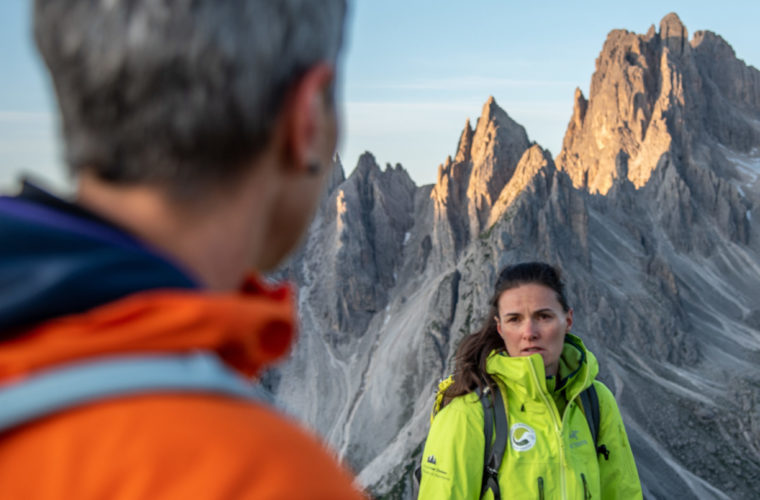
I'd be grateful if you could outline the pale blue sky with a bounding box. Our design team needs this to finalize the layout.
[2,1,759,191]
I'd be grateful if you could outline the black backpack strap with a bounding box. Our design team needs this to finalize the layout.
[479,384,508,500]
[579,385,598,446]
[479,387,495,483]
[580,383,609,460]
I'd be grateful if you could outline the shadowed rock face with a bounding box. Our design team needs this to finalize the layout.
[271,13,760,500]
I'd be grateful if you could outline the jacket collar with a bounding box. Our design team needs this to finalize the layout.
[0,274,297,382]
[0,182,296,381]
[485,333,598,401]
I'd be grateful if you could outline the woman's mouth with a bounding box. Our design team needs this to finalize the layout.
[522,346,544,354]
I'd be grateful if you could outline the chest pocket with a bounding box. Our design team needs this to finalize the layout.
[518,401,547,415]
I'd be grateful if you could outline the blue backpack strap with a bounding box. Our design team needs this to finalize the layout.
[0,351,271,433]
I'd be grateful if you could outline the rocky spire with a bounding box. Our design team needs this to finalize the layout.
[317,152,417,335]
[326,154,346,197]
[659,12,688,56]
[559,88,589,167]
[466,96,530,239]
[429,96,531,263]
[454,119,474,163]
[571,87,588,127]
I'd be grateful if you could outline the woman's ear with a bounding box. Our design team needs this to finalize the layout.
[494,315,502,335]
[565,308,574,333]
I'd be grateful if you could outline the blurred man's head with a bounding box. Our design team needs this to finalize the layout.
[33,0,348,282]
[34,0,346,196]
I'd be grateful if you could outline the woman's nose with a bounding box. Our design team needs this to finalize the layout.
[521,320,539,339]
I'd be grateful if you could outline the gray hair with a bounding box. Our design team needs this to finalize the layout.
[34,0,347,194]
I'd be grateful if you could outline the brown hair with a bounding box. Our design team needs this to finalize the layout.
[442,262,569,405]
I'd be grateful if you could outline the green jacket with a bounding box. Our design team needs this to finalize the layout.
[418,335,642,500]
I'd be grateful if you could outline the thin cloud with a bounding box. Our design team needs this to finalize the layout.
[345,99,571,119]
[0,111,55,124]
[358,76,577,91]
[346,100,480,113]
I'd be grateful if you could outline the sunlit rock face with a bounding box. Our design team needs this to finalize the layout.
[430,97,531,266]
[557,13,758,214]
[271,13,760,500]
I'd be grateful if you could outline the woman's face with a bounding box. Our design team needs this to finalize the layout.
[495,283,573,377]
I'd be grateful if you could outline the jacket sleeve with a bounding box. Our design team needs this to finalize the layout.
[595,381,643,500]
[417,396,484,500]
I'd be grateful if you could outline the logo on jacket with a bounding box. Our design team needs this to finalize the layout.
[426,455,437,465]
[569,428,588,449]
[510,423,537,452]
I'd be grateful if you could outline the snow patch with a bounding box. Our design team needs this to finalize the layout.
[403,231,411,245]
[721,144,760,193]
[382,305,391,326]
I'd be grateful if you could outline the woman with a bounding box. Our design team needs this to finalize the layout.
[418,262,642,499]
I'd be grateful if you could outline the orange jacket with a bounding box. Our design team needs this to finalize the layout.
[0,277,364,499]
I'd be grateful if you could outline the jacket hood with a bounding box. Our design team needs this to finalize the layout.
[0,183,297,379]
[0,183,198,338]
[485,333,599,401]
[0,275,297,381]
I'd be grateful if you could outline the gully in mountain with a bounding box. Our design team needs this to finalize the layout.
[418,262,642,499]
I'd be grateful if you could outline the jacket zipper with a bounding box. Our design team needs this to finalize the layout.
[581,473,591,499]
[529,363,567,500]
[538,476,545,500]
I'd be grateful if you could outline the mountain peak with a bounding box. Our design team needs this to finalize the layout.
[558,14,706,193]
[326,155,346,196]
[474,96,527,140]
[557,11,757,251]
[356,151,379,173]
[660,12,688,55]
[659,12,686,38]
[481,95,502,121]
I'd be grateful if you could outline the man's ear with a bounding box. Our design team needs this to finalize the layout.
[282,63,335,171]
[565,308,574,332]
